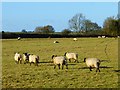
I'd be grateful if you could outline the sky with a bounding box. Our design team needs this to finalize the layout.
[1,1,118,32]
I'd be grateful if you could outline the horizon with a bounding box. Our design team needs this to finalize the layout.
[2,2,118,32]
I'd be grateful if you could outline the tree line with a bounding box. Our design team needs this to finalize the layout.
[2,13,120,37]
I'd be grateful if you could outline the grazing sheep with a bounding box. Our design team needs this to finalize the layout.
[84,58,101,72]
[14,52,22,64]
[98,36,101,38]
[17,37,21,40]
[23,53,30,64]
[52,55,68,69]
[29,54,40,66]
[73,38,77,41]
[64,52,79,63]
[54,40,59,43]
[102,36,105,38]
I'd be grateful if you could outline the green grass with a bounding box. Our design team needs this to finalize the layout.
[2,38,119,88]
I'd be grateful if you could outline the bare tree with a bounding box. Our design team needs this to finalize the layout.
[69,13,85,32]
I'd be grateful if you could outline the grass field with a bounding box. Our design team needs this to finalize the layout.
[2,38,119,88]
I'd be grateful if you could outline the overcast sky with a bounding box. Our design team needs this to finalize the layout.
[2,2,118,32]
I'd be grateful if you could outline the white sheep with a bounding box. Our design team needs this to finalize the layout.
[17,37,21,40]
[52,55,68,69]
[102,36,106,38]
[98,36,101,38]
[64,52,79,63]
[73,38,77,41]
[14,52,22,64]
[84,58,101,72]
[23,53,30,64]
[29,54,40,66]
[54,40,59,43]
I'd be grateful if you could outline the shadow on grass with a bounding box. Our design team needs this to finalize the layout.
[78,66,113,70]
[68,63,77,65]
[100,66,113,68]
[112,70,120,72]
[39,61,52,63]
[100,60,111,62]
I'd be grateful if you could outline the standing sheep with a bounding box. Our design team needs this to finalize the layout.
[64,52,79,63]
[52,55,68,69]
[23,53,30,64]
[14,52,22,64]
[29,54,40,66]
[84,58,101,72]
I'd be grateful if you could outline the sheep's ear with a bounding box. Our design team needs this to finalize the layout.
[64,52,67,56]
[52,55,54,59]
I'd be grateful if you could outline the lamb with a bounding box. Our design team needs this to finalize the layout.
[29,54,40,66]
[52,55,68,69]
[84,58,101,72]
[23,53,30,64]
[64,52,79,63]
[14,52,22,64]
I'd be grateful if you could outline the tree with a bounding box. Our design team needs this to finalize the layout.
[34,25,55,34]
[103,16,119,36]
[69,13,85,32]
[61,29,71,35]
[21,29,27,33]
[82,19,101,32]
[69,13,101,34]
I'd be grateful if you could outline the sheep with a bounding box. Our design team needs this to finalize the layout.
[54,40,59,43]
[102,36,105,38]
[98,36,101,38]
[52,55,68,69]
[84,58,101,72]
[29,54,40,66]
[17,37,21,40]
[73,38,77,41]
[64,52,79,63]
[23,53,30,64]
[14,52,22,64]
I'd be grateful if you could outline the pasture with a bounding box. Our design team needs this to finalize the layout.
[2,38,119,88]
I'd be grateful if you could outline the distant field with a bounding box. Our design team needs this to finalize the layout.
[2,38,119,88]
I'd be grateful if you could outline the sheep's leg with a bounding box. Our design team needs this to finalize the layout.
[89,66,92,71]
[74,60,76,63]
[54,65,56,69]
[58,64,60,69]
[69,59,71,62]
[18,60,20,64]
[24,61,26,64]
[76,60,79,63]
[96,68,100,72]
[66,64,68,69]
[96,62,100,72]
[20,60,22,64]
[30,62,31,66]
[62,64,64,69]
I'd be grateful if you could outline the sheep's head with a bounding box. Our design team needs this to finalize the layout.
[52,55,57,59]
[84,58,86,62]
